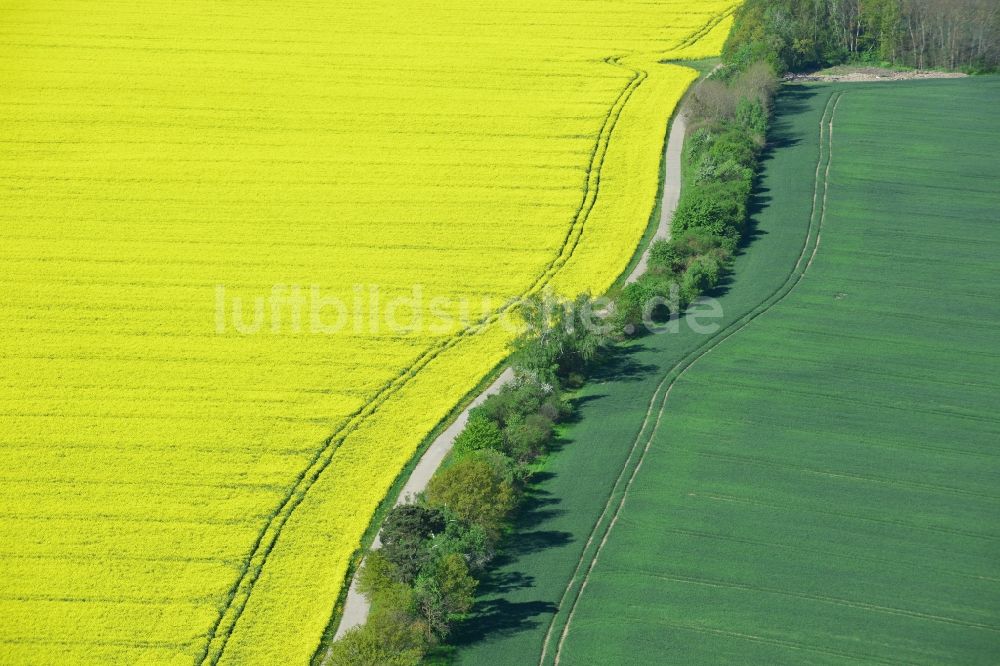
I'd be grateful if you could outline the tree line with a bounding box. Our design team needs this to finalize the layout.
[327,2,999,661]
[724,0,1000,73]
[327,20,796,665]
[326,299,597,664]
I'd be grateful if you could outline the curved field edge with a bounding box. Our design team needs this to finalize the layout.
[206,15,740,666]
[0,4,743,663]
[307,359,508,661]
[542,91,844,665]
[202,56,649,666]
[315,54,723,663]
[448,83,836,665]
[554,78,1000,665]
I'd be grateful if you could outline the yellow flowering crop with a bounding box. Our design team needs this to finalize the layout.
[0,1,736,663]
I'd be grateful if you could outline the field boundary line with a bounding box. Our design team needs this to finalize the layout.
[629,618,903,665]
[317,55,698,661]
[641,571,1000,632]
[540,90,844,665]
[199,52,654,666]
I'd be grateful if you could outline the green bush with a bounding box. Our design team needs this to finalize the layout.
[475,381,550,429]
[672,186,743,240]
[539,393,571,423]
[335,552,432,665]
[649,229,734,278]
[705,127,757,169]
[648,238,684,275]
[681,255,723,302]
[451,413,505,458]
[686,127,712,158]
[616,58,772,337]
[426,450,518,541]
[326,622,425,666]
[612,279,658,334]
[508,293,609,385]
[504,412,554,462]
[612,273,684,336]
[380,504,446,584]
[413,553,477,638]
[671,229,735,260]
[431,520,493,573]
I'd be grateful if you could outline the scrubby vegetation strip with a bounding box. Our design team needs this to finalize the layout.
[326,300,602,664]
[327,54,784,664]
[614,62,778,334]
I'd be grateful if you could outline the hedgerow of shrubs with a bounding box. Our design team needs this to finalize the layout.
[328,296,594,665]
[331,59,780,664]
[614,62,777,335]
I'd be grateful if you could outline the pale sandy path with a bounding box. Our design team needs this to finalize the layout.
[328,76,693,653]
[330,367,516,643]
[625,110,686,284]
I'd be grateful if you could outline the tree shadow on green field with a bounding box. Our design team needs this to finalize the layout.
[444,84,825,661]
[586,342,658,382]
[450,598,560,647]
[447,477,569,651]
[692,86,817,302]
[508,479,566,533]
[768,85,817,147]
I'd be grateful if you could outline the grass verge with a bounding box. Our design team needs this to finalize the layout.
[549,77,1000,665]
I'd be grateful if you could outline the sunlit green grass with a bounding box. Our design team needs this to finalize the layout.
[453,77,1000,665]
[559,78,1000,665]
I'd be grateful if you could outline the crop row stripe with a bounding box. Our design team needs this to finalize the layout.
[198,54,650,666]
[673,6,736,51]
[540,90,844,665]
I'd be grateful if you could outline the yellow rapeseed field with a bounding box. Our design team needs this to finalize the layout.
[0,1,735,663]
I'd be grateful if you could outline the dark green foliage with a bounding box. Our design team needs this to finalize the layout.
[334,552,432,665]
[614,63,771,337]
[672,185,743,239]
[723,0,1000,74]
[473,379,568,463]
[476,381,552,429]
[503,412,555,463]
[647,238,684,274]
[612,57,777,339]
[451,413,505,458]
[609,282,644,333]
[722,0,834,73]
[343,544,475,660]
[326,620,426,666]
[611,278,675,333]
[705,127,758,167]
[680,255,723,302]
[413,553,477,638]
[431,520,493,574]
[339,342,569,654]
[380,505,447,585]
[736,98,768,138]
[669,229,735,262]
[538,393,572,423]
[510,293,609,385]
[426,450,518,541]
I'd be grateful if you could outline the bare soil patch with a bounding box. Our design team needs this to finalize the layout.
[787,66,966,83]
